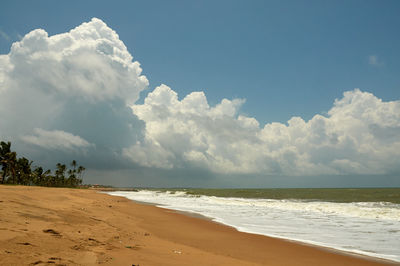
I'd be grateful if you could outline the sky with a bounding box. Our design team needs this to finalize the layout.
[0,0,399,187]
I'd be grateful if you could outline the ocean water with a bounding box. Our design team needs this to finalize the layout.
[108,190,400,263]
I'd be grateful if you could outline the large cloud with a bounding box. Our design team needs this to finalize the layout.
[0,18,148,168]
[1,18,399,181]
[127,86,400,176]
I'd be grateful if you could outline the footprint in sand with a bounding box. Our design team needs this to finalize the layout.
[43,229,62,237]
[17,242,32,246]
[31,257,64,265]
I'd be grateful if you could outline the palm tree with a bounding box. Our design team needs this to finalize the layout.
[68,160,85,186]
[16,157,32,185]
[77,165,86,184]
[0,141,11,183]
[67,169,75,187]
[33,166,51,186]
[6,152,17,184]
[55,163,67,186]
[1,140,85,187]
[43,169,52,186]
[33,166,43,185]
[69,160,77,186]
[71,160,77,171]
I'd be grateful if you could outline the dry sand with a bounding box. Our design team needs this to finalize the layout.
[0,185,395,266]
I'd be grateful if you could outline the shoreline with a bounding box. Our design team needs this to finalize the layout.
[118,195,397,265]
[116,194,397,265]
[0,185,396,265]
[107,190,400,264]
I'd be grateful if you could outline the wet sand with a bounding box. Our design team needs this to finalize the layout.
[0,185,395,265]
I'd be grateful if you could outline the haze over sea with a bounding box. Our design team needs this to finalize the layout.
[109,188,400,263]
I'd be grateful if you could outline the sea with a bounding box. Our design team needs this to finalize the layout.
[107,188,400,263]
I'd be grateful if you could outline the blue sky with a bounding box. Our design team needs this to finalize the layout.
[1,0,399,124]
[1,1,400,187]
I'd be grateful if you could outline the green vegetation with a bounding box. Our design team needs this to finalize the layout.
[0,141,85,187]
[158,188,400,204]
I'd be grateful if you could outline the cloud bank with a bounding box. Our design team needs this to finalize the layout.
[1,18,399,182]
[21,128,93,151]
[128,86,400,176]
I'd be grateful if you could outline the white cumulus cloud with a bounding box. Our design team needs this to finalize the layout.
[4,18,148,104]
[0,18,148,167]
[127,86,400,176]
[1,18,399,181]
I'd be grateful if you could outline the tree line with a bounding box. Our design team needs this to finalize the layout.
[0,141,85,187]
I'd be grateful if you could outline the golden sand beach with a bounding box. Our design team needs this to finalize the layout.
[0,185,394,265]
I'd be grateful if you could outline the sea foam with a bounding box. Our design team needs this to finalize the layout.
[108,190,400,262]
